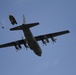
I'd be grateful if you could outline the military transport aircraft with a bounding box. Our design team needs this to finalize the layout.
[0,15,70,56]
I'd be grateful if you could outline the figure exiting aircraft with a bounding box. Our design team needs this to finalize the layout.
[9,15,17,25]
[0,15,70,56]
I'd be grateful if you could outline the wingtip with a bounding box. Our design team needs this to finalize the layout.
[67,30,70,33]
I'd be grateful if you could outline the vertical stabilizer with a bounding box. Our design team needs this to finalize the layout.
[23,15,26,24]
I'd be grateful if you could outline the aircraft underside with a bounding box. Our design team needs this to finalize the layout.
[0,15,70,56]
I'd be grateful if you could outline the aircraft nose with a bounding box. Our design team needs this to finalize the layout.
[33,49,42,56]
[37,53,42,56]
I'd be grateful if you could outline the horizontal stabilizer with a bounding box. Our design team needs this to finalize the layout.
[10,22,39,31]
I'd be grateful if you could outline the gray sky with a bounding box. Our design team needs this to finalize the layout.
[0,0,76,75]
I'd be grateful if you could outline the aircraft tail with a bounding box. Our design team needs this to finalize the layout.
[23,15,26,24]
[10,22,39,31]
[10,15,39,31]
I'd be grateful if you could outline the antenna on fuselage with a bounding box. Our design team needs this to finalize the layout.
[23,15,26,24]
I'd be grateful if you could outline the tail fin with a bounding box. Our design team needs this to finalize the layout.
[23,15,26,24]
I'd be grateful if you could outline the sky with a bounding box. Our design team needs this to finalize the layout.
[0,0,76,75]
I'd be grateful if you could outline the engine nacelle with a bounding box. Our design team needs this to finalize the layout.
[23,40,29,49]
[41,39,46,45]
[14,44,19,50]
[41,36,49,45]
[43,36,49,43]
[14,41,22,50]
[51,37,57,43]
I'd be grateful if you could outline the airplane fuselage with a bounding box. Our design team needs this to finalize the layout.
[22,24,42,56]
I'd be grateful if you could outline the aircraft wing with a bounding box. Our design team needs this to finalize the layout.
[0,30,70,48]
[0,39,26,48]
[35,30,70,41]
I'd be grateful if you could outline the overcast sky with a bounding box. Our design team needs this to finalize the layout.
[0,0,76,75]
